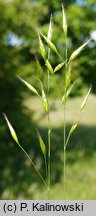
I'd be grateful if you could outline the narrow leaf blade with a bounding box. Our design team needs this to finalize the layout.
[3,113,19,144]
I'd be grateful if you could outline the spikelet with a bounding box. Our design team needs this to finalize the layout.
[80,86,92,111]
[45,59,54,74]
[42,87,49,112]
[69,120,79,135]
[41,33,58,54]
[37,129,46,157]
[54,62,65,73]
[3,114,19,144]
[47,14,53,41]
[69,39,91,61]
[61,80,77,104]
[62,4,67,36]
[65,63,71,89]
[17,75,39,96]
[38,34,46,60]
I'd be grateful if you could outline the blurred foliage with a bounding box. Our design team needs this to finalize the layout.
[0,0,96,112]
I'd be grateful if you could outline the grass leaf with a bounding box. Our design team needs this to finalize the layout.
[80,86,92,111]
[17,75,39,96]
[3,114,19,144]
[54,62,65,73]
[69,39,91,61]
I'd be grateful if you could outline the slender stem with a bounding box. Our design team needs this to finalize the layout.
[47,45,51,199]
[48,111,51,199]
[44,155,47,178]
[64,145,66,197]
[57,52,64,62]
[48,48,50,94]
[65,133,70,149]
[65,37,67,65]
[63,35,67,199]
[63,100,66,199]
[17,142,47,187]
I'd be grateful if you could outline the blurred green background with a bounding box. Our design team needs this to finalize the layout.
[0,0,96,199]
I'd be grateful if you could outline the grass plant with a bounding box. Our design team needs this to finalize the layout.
[3,5,92,199]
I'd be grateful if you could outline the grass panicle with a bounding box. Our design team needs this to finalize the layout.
[4,6,92,200]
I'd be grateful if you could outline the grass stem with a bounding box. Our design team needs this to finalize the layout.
[47,99,51,198]
[63,35,67,199]
[48,48,50,94]
[63,100,66,199]
[64,145,66,198]
[47,42,51,199]
[17,142,47,187]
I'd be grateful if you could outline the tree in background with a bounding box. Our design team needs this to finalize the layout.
[0,0,96,113]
